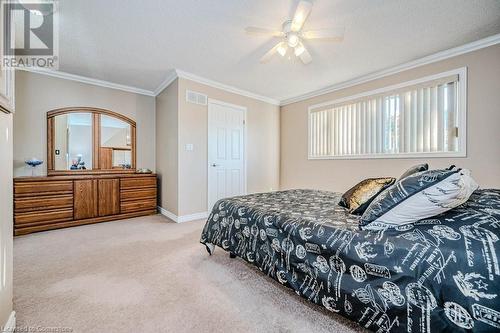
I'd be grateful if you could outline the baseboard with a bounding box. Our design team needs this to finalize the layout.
[158,206,208,223]
[177,212,209,223]
[2,311,15,333]
[158,206,178,222]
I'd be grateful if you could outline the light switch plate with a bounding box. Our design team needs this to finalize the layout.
[185,143,194,151]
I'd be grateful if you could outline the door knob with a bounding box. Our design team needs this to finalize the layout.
[211,163,219,167]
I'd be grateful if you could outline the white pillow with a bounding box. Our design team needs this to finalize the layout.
[361,169,478,231]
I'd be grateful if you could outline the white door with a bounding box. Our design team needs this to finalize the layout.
[208,100,246,209]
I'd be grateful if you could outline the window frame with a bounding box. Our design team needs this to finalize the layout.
[307,67,467,160]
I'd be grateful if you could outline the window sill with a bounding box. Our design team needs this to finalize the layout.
[308,151,466,160]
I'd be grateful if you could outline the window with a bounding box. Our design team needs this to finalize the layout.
[308,68,466,159]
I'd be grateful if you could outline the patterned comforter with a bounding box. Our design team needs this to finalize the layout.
[200,189,500,332]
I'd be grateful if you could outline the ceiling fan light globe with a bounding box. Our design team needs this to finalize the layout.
[277,43,288,57]
[287,33,299,48]
[294,43,305,57]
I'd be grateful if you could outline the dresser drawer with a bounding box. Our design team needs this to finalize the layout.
[15,209,74,226]
[15,195,73,213]
[121,188,157,202]
[120,199,157,213]
[13,175,157,235]
[14,181,73,197]
[120,177,156,190]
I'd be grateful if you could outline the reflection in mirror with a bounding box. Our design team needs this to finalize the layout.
[54,113,93,170]
[100,115,132,169]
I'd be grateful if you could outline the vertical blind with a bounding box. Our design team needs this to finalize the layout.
[309,76,460,158]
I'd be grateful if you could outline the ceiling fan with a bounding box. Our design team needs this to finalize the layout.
[245,0,344,65]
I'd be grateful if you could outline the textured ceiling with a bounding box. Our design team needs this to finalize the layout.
[57,0,500,100]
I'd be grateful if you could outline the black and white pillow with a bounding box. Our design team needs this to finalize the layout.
[360,168,478,230]
[398,163,428,180]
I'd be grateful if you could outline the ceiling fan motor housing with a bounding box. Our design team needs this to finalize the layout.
[282,20,293,33]
[282,20,300,47]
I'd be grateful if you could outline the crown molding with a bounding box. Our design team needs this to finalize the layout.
[153,69,178,96]
[17,33,499,106]
[18,67,156,97]
[173,69,280,105]
[280,33,500,106]
[153,69,280,105]
[18,66,280,105]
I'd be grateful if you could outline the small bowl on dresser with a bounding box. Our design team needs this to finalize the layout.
[136,168,152,174]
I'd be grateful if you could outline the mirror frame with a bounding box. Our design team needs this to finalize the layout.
[47,107,136,175]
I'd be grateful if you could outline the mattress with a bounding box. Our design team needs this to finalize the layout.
[200,189,500,332]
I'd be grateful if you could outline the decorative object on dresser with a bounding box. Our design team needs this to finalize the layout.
[14,173,157,235]
[24,158,44,176]
[136,168,153,174]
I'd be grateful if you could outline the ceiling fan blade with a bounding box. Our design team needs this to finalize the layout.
[299,46,312,64]
[302,28,345,41]
[291,0,313,32]
[260,42,285,63]
[245,27,284,37]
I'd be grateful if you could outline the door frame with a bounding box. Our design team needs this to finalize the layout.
[207,98,248,210]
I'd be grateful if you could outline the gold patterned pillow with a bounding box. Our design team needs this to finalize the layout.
[339,177,396,215]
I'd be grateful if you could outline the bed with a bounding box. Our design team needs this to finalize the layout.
[200,189,500,332]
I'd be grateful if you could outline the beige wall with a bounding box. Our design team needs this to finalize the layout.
[14,71,156,176]
[156,79,179,215]
[0,112,13,328]
[177,78,280,216]
[280,45,500,192]
[156,78,280,217]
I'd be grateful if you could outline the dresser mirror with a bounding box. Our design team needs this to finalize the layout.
[100,115,132,169]
[53,113,93,170]
[47,107,136,175]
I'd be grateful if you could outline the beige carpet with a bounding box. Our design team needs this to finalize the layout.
[14,215,365,333]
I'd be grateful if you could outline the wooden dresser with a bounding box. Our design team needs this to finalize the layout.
[14,174,157,235]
